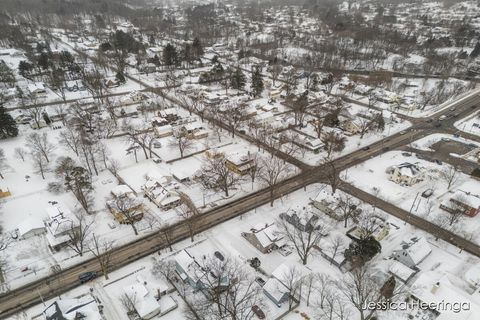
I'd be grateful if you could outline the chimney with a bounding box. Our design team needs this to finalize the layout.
[431,282,440,294]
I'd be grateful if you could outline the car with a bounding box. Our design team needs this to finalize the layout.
[439,115,447,121]
[362,146,370,151]
[433,159,442,165]
[450,107,456,111]
[434,123,442,128]
[382,147,390,151]
[251,305,265,319]
[399,130,407,135]
[453,113,459,118]
[79,271,97,283]
[426,119,433,123]
[255,277,266,286]
[153,141,162,148]
[471,105,476,109]
[214,251,225,261]
[421,189,434,198]
[469,143,478,148]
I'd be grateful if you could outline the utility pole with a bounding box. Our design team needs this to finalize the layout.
[405,192,419,225]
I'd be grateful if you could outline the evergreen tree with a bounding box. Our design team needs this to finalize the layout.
[470,41,480,58]
[230,68,246,90]
[0,105,18,139]
[163,43,178,66]
[192,37,204,59]
[115,71,126,84]
[38,52,50,70]
[344,236,381,265]
[251,65,264,97]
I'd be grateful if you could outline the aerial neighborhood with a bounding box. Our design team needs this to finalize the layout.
[1,0,480,319]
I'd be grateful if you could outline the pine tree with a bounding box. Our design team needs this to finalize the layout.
[163,43,178,66]
[470,41,480,58]
[0,105,18,139]
[251,65,264,97]
[192,37,204,60]
[230,68,246,90]
[115,71,126,84]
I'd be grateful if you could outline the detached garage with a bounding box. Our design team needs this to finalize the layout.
[17,218,46,240]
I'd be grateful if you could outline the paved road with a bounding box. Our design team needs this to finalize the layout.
[2,39,480,319]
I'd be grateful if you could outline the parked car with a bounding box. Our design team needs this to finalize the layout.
[255,277,266,287]
[214,251,225,261]
[421,189,434,198]
[362,146,370,151]
[439,115,447,121]
[399,130,407,135]
[252,305,265,319]
[79,271,97,283]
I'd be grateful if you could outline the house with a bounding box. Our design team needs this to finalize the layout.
[254,111,275,125]
[174,249,230,292]
[409,271,480,320]
[106,185,144,224]
[154,124,173,138]
[44,204,80,251]
[263,264,296,306]
[151,117,169,127]
[263,277,289,307]
[440,190,480,217]
[17,218,46,239]
[225,152,256,175]
[103,78,120,88]
[29,119,48,129]
[142,175,181,210]
[0,188,11,198]
[178,122,209,139]
[310,189,362,221]
[123,280,161,319]
[392,237,431,268]
[279,207,319,232]
[386,162,425,186]
[43,295,102,320]
[241,222,285,254]
[347,215,390,242]
[388,261,416,283]
[123,91,149,104]
[27,82,47,97]
[296,136,323,152]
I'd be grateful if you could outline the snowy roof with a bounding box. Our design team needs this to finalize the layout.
[401,237,431,265]
[123,283,160,319]
[17,218,45,237]
[393,162,423,177]
[111,185,133,197]
[28,82,46,93]
[46,204,73,221]
[263,278,289,302]
[175,250,195,274]
[465,264,480,288]
[412,271,480,320]
[271,264,291,284]
[388,261,415,282]
[43,296,101,320]
[451,191,480,209]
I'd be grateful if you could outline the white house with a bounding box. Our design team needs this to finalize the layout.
[123,280,161,320]
[27,82,47,97]
[392,237,431,268]
[44,204,79,251]
[17,218,46,239]
[386,162,425,186]
[43,295,102,320]
[142,175,181,210]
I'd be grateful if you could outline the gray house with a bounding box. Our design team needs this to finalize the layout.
[392,237,432,268]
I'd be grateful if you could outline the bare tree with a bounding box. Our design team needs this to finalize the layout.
[108,194,144,236]
[278,266,303,311]
[25,132,55,163]
[13,148,27,162]
[322,158,341,194]
[334,263,404,320]
[198,155,243,197]
[326,235,345,266]
[337,193,361,228]
[439,166,460,190]
[58,126,81,156]
[32,151,48,179]
[65,211,94,256]
[176,192,200,242]
[88,234,114,280]
[258,156,291,206]
[278,213,329,265]
[170,132,194,159]
[24,96,45,130]
[119,292,138,317]
[322,131,346,157]
[0,149,8,179]
[187,256,264,320]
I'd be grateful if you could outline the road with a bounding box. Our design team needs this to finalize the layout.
[1,40,480,318]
